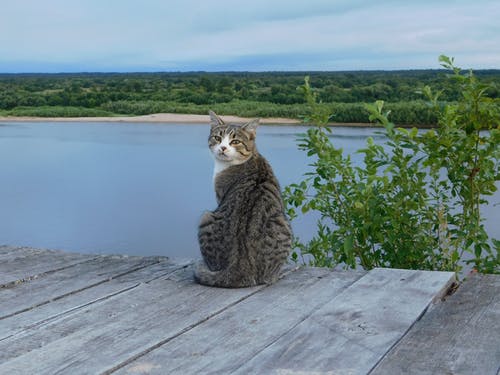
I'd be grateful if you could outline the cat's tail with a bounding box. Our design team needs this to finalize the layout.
[193,260,258,288]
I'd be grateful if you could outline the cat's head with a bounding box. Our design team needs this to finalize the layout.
[208,110,259,165]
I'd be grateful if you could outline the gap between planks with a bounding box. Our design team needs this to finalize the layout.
[0,256,169,321]
[101,264,304,374]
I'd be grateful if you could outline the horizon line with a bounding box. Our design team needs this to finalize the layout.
[2,68,500,75]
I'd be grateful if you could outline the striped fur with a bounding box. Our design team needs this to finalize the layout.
[195,111,292,288]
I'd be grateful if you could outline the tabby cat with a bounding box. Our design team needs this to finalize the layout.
[194,111,292,288]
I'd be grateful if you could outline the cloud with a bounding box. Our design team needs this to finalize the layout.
[155,0,500,70]
[0,0,498,71]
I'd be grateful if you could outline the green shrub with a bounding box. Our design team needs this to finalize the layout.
[284,56,500,276]
[6,105,114,117]
[100,99,310,119]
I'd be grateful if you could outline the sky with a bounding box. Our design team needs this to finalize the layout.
[1,0,499,73]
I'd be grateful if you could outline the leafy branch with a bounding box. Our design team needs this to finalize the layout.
[284,56,500,277]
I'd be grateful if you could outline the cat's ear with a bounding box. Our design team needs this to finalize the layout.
[242,118,259,135]
[209,110,224,128]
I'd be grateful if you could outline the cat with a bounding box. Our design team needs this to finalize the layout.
[194,111,292,288]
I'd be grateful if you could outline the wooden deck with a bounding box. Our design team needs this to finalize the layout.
[0,246,498,374]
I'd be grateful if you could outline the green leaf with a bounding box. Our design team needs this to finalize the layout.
[354,201,364,210]
[344,235,354,258]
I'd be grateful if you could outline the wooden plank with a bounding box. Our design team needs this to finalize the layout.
[0,260,190,341]
[0,246,48,260]
[0,254,167,320]
[0,247,96,287]
[371,273,500,375]
[0,265,268,374]
[114,267,365,374]
[232,268,455,375]
[0,245,20,256]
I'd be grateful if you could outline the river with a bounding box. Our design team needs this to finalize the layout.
[0,122,498,260]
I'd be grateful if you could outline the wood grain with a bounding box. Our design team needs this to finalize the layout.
[114,267,365,374]
[371,273,500,375]
[234,268,455,374]
[0,265,266,374]
[0,255,166,319]
[0,260,188,341]
[0,247,96,287]
[1,247,486,375]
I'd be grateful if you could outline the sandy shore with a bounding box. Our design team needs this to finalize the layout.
[0,113,303,125]
[0,113,386,127]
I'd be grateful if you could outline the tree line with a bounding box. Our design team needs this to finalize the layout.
[1,70,499,125]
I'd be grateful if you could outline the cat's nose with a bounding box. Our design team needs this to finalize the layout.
[220,146,227,152]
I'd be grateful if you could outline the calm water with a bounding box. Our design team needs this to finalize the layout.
[0,122,498,259]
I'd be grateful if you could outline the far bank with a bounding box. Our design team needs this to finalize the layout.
[0,113,435,128]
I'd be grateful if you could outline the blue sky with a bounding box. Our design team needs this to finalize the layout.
[1,0,499,72]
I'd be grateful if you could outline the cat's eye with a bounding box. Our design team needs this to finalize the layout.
[230,140,241,145]
[213,136,221,142]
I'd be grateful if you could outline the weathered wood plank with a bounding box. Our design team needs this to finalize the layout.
[0,265,268,374]
[0,255,166,319]
[0,260,189,341]
[0,245,20,256]
[371,273,500,375]
[233,268,455,375]
[114,267,365,375]
[4,247,491,374]
[0,246,52,261]
[0,247,96,287]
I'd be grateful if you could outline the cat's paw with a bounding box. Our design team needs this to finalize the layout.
[194,259,205,270]
[193,260,210,283]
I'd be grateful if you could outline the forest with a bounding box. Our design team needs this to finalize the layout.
[1,70,499,125]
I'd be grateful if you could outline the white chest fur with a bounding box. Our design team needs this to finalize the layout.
[213,159,230,181]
